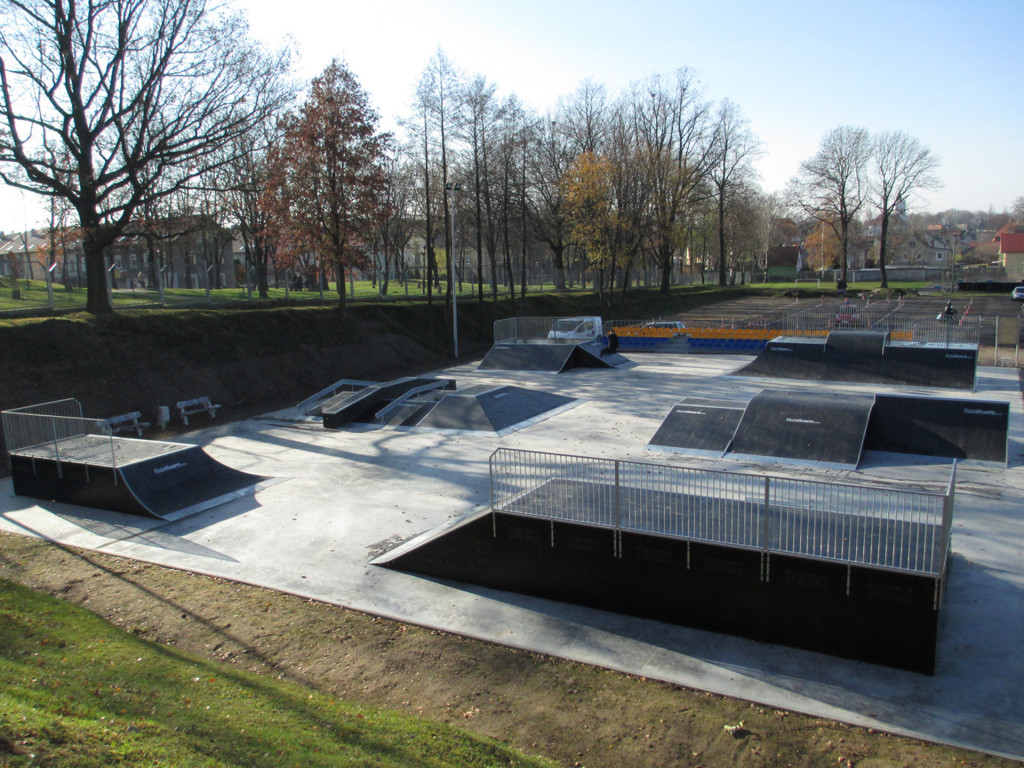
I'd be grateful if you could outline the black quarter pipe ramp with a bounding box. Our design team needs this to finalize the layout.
[8,436,268,520]
[737,330,977,389]
[648,389,1009,467]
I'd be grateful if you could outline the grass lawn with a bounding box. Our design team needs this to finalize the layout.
[0,579,555,768]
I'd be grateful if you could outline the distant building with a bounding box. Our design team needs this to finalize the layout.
[0,220,239,290]
[998,231,1024,277]
[886,231,953,268]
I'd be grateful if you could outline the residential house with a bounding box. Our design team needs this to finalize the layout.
[0,218,239,291]
[0,230,53,281]
[884,230,953,268]
[998,231,1024,278]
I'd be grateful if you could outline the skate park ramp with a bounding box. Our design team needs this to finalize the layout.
[319,377,456,428]
[648,389,1009,467]
[306,376,578,434]
[377,448,955,675]
[728,390,875,468]
[410,385,578,434]
[477,341,626,372]
[8,439,269,521]
[647,397,747,457]
[737,330,978,389]
[865,394,1009,464]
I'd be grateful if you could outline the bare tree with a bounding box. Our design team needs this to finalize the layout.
[753,191,784,281]
[461,74,500,302]
[871,131,941,287]
[412,49,463,326]
[789,126,871,283]
[0,0,293,313]
[561,79,609,156]
[222,121,283,298]
[709,99,762,285]
[630,70,714,294]
[420,50,462,315]
[528,115,574,291]
[376,146,418,295]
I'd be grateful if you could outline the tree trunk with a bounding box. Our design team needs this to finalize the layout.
[146,235,160,289]
[717,196,728,287]
[335,262,347,316]
[551,243,567,291]
[659,241,674,294]
[83,227,113,314]
[878,212,890,289]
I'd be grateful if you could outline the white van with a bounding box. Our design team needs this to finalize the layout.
[547,316,603,342]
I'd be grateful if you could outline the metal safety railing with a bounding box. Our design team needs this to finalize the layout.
[774,302,980,345]
[489,447,955,577]
[495,305,980,347]
[2,398,116,473]
[493,316,612,344]
[493,316,561,343]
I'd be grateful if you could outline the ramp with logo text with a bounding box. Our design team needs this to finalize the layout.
[118,445,268,519]
[728,390,875,467]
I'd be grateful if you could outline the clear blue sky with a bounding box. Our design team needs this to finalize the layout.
[3,0,1021,232]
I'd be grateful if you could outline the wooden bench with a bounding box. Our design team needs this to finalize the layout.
[176,396,222,425]
[104,411,151,436]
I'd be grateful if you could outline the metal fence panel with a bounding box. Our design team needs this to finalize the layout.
[493,317,561,343]
[1,398,117,471]
[489,447,952,576]
[775,302,980,345]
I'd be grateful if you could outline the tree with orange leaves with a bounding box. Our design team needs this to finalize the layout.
[269,60,390,315]
[561,151,617,301]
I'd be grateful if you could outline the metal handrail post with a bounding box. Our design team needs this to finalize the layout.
[46,261,56,310]
[101,420,119,483]
[50,417,62,477]
[489,450,497,536]
[762,476,771,552]
[614,460,621,530]
[941,461,957,571]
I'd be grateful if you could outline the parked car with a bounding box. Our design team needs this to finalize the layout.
[1011,286,1024,301]
[641,320,686,334]
[831,305,863,328]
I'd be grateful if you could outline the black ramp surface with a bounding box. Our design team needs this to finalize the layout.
[737,336,827,379]
[648,398,747,455]
[118,445,268,518]
[865,394,1009,463]
[825,330,889,355]
[477,344,575,372]
[9,440,267,519]
[737,334,977,389]
[574,341,626,368]
[416,386,576,433]
[882,345,977,389]
[730,390,875,467]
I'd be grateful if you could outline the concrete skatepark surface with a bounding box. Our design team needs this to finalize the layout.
[2,351,1023,760]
